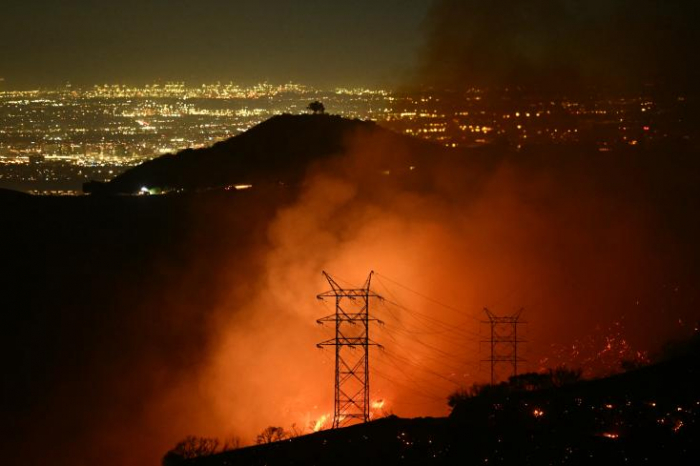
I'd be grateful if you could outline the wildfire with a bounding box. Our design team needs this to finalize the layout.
[542,320,649,377]
[371,399,386,410]
[312,400,386,429]
[312,414,330,432]
[601,432,619,439]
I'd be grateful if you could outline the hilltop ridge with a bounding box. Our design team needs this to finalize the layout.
[84,114,443,195]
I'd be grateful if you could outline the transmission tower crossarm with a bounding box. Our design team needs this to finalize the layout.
[317,313,383,324]
[321,271,343,293]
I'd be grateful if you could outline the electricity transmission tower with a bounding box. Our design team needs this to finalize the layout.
[482,307,526,385]
[316,271,383,428]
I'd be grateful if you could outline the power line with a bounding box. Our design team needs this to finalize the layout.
[372,367,447,403]
[374,277,481,340]
[370,275,484,395]
[381,350,463,387]
[376,303,479,351]
[375,273,482,322]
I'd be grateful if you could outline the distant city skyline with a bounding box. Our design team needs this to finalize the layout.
[2,82,693,194]
[0,80,391,92]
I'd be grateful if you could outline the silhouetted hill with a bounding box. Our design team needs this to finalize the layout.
[0,189,282,466]
[85,114,445,195]
[449,334,700,420]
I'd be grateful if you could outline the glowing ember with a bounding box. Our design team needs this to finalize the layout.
[542,320,649,377]
[601,432,619,439]
[533,409,544,418]
[224,184,253,191]
[673,420,684,433]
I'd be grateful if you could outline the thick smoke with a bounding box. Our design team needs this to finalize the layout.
[192,128,699,447]
[417,0,700,93]
[4,125,699,466]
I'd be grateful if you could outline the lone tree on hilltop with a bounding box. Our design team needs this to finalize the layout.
[307,100,325,114]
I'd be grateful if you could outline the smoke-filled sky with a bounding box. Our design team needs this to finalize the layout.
[6,121,700,466]
[2,0,699,90]
[158,129,699,463]
[419,0,700,93]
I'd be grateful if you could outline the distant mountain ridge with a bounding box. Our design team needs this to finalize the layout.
[84,114,441,195]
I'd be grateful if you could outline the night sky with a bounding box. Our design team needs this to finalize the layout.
[2,0,699,91]
[0,0,431,88]
[419,0,700,94]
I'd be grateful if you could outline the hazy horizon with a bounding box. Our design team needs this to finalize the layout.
[0,0,430,90]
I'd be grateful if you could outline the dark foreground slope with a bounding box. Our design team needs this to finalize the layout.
[184,339,700,466]
[85,114,448,194]
[0,188,283,466]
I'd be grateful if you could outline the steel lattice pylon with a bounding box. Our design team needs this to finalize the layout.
[482,307,526,385]
[316,271,383,428]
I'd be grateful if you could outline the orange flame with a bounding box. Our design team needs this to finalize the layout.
[312,414,330,432]
[371,399,386,410]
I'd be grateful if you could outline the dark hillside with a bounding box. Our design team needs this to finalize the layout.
[183,337,700,466]
[87,114,447,194]
[0,189,281,466]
